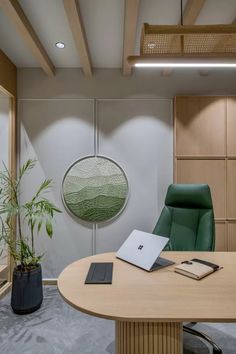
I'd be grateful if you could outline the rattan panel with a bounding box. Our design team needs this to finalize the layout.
[142,34,181,54]
[141,24,236,55]
[184,34,236,53]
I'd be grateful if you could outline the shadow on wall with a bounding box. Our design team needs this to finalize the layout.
[19,99,94,143]
[176,96,225,128]
[97,99,172,134]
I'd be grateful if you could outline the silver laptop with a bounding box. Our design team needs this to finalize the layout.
[116,229,174,271]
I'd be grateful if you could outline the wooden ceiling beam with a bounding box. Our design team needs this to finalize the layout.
[182,0,206,25]
[63,0,92,77]
[0,0,55,76]
[123,0,140,76]
[161,0,206,76]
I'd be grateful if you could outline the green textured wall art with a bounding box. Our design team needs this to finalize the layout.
[62,156,128,223]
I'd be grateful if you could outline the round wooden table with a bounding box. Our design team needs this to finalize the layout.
[58,251,235,354]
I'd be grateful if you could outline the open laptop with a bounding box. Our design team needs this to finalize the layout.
[116,229,174,272]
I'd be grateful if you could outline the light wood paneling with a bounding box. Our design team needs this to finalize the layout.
[176,159,226,219]
[116,321,182,354]
[227,97,236,156]
[0,50,17,97]
[227,159,236,219]
[228,222,236,251]
[174,96,236,251]
[0,51,17,284]
[215,222,228,251]
[8,97,17,281]
[175,97,226,156]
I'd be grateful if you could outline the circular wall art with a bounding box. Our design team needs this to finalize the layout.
[62,156,128,223]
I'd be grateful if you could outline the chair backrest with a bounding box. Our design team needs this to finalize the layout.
[153,184,215,251]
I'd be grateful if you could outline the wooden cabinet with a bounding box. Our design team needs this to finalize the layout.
[175,97,226,157]
[215,222,227,251]
[227,98,236,156]
[176,159,226,219]
[228,222,236,251]
[227,159,236,219]
[175,96,236,251]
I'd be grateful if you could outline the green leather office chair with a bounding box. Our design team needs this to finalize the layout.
[153,184,222,354]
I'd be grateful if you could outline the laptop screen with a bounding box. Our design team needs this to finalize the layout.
[116,229,169,271]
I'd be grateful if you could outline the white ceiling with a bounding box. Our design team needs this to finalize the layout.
[1,0,236,69]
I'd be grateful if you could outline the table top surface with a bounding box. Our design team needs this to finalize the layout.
[57,252,236,323]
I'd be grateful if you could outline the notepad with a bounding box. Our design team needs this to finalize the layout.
[85,263,113,284]
[174,258,220,280]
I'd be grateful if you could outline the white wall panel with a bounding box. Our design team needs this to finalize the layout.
[96,99,173,253]
[19,98,173,277]
[19,99,94,277]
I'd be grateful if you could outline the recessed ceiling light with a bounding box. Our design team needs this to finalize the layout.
[55,42,65,49]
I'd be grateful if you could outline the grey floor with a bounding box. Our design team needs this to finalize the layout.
[0,286,236,354]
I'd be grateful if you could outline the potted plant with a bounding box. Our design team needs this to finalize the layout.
[0,159,61,314]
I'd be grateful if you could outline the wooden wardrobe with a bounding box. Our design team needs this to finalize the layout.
[174,96,236,251]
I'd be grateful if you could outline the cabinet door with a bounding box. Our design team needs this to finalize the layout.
[227,159,236,219]
[176,159,226,219]
[228,223,236,251]
[175,97,226,157]
[215,222,227,251]
[227,98,236,156]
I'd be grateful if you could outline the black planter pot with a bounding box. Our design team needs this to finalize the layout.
[11,264,43,315]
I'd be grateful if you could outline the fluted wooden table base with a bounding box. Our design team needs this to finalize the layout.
[115,321,183,354]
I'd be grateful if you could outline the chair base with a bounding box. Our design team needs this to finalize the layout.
[183,325,222,354]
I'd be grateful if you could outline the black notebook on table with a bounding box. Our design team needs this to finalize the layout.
[85,263,113,284]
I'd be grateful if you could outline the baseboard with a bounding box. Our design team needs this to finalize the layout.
[0,282,11,299]
[0,278,57,300]
[0,265,8,283]
[43,278,57,285]
[0,279,57,300]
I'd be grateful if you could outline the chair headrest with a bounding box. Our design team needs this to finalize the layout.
[165,184,213,209]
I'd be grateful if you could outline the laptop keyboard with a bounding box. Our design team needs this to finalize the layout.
[152,257,175,270]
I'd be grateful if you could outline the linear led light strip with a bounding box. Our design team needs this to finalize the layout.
[128,56,236,68]
[135,63,236,67]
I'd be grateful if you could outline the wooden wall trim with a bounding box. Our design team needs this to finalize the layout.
[8,97,17,281]
[0,50,17,97]
[0,50,17,284]
[0,282,11,299]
